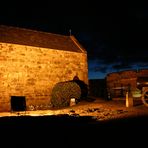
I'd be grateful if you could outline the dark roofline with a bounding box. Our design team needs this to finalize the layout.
[0,24,69,38]
[0,25,87,53]
[106,68,148,77]
[106,70,135,77]
[70,35,86,53]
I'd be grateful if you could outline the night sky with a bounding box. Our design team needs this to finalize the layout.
[1,1,148,79]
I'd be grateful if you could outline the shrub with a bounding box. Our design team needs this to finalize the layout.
[73,79,88,100]
[51,81,81,108]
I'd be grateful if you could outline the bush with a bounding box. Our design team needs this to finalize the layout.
[51,81,81,108]
[73,80,88,100]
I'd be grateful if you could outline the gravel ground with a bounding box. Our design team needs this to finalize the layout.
[59,98,148,121]
[1,97,148,122]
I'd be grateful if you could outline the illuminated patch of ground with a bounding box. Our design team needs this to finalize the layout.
[0,99,148,122]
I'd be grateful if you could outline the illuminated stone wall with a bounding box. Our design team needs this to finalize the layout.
[0,42,88,111]
[106,69,148,98]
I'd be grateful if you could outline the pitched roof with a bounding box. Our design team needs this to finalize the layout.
[0,25,86,53]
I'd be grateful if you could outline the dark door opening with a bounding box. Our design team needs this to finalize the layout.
[11,96,26,111]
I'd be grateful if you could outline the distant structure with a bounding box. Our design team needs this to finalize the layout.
[0,25,88,112]
[106,69,148,98]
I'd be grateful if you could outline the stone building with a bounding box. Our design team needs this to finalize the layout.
[0,25,88,112]
[106,69,148,98]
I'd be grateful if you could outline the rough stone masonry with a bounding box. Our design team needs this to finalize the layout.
[0,25,88,112]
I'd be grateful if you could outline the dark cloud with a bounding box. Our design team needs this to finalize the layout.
[94,66,108,73]
[112,63,132,71]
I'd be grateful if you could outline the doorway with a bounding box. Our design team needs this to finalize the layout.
[11,96,26,111]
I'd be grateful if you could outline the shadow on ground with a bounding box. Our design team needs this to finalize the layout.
[1,114,148,146]
[1,114,148,130]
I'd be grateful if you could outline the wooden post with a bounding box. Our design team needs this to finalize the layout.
[126,91,133,107]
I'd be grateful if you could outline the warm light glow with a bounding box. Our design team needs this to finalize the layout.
[0,110,57,117]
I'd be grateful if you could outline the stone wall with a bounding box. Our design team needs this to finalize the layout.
[0,42,88,111]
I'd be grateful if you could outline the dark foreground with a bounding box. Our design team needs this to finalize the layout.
[1,115,148,146]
